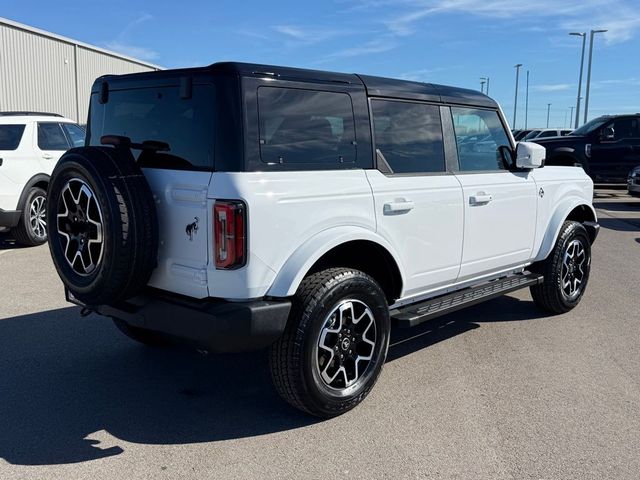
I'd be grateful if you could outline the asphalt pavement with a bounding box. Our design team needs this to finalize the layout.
[0,189,639,479]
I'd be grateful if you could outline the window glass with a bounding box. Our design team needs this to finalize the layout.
[609,118,640,140]
[371,100,445,173]
[89,85,215,170]
[258,87,356,165]
[38,123,69,150]
[63,123,86,147]
[451,108,510,171]
[522,130,541,141]
[538,130,558,138]
[0,124,26,150]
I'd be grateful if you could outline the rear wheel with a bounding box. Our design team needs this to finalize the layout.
[269,268,390,417]
[530,221,591,313]
[12,187,48,246]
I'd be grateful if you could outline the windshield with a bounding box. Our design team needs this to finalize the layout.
[571,116,609,136]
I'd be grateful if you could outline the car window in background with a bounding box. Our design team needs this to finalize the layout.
[258,87,357,166]
[371,99,445,174]
[0,124,26,150]
[571,116,609,135]
[63,123,86,147]
[522,130,542,140]
[38,123,69,150]
[561,130,572,136]
[537,130,558,138]
[451,107,510,171]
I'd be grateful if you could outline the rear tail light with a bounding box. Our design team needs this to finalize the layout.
[213,200,246,269]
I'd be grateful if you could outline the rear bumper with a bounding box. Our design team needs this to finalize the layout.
[71,289,291,353]
[0,209,21,228]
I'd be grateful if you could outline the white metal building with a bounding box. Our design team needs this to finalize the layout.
[0,17,161,123]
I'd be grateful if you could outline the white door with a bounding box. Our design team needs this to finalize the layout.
[449,106,538,280]
[36,122,69,174]
[0,122,36,210]
[367,99,464,299]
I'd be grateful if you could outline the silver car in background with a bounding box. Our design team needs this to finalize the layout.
[628,166,640,197]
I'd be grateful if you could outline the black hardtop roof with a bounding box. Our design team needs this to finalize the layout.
[94,61,497,108]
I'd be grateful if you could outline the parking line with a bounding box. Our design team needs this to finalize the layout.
[0,249,13,257]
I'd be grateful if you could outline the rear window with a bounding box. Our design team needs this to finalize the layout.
[0,124,26,150]
[38,123,70,150]
[257,87,357,166]
[89,85,215,170]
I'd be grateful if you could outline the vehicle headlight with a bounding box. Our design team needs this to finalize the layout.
[585,144,591,158]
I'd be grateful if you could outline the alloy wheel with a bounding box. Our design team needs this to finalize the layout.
[56,179,104,276]
[561,239,587,300]
[315,299,377,390]
[29,195,47,239]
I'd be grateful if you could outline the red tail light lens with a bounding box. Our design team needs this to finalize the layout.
[213,200,246,269]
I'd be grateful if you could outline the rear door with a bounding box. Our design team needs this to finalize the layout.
[88,83,215,298]
[449,106,537,280]
[36,122,70,174]
[366,99,464,299]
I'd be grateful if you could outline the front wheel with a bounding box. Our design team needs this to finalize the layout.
[269,268,390,417]
[530,221,592,314]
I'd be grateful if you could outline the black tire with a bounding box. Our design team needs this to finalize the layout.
[46,147,158,306]
[269,268,390,418]
[112,319,171,347]
[12,187,48,246]
[530,221,591,314]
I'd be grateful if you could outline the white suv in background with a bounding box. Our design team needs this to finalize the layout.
[0,112,85,245]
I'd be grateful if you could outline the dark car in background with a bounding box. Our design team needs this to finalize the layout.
[628,165,640,197]
[533,114,640,184]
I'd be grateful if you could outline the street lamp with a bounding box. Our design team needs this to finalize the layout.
[480,77,490,95]
[513,64,523,128]
[569,32,586,128]
[546,103,552,128]
[525,70,530,129]
[569,106,575,128]
[480,79,486,94]
[584,29,608,123]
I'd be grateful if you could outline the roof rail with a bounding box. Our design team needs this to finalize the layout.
[0,111,63,117]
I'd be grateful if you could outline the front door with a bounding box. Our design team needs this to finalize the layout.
[590,117,640,183]
[449,106,538,280]
[366,99,464,299]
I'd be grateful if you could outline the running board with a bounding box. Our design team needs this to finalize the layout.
[390,273,543,328]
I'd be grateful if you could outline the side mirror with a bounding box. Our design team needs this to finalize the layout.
[515,141,545,169]
[601,126,615,141]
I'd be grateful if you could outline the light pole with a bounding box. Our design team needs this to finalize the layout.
[569,32,586,128]
[584,29,608,124]
[546,103,552,128]
[513,64,523,128]
[569,106,575,128]
[480,79,486,94]
[480,77,490,95]
[525,70,530,129]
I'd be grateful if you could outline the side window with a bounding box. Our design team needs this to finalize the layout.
[538,130,558,138]
[0,124,26,150]
[451,107,510,171]
[38,123,70,150]
[610,118,640,140]
[371,100,445,174]
[62,124,86,147]
[258,87,356,166]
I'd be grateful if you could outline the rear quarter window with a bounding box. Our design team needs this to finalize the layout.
[88,85,215,170]
[257,87,357,166]
[0,124,25,150]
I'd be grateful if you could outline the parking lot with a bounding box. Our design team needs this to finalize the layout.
[0,188,638,479]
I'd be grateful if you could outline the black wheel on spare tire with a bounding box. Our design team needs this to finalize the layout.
[530,221,591,314]
[269,268,390,418]
[46,147,158,306]
[12,186,48,246]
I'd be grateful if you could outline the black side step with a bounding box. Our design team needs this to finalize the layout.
[391,273,543,328]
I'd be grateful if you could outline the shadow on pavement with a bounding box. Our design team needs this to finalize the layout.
[0,295,547,466]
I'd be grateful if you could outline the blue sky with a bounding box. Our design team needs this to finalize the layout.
[4,0,640,128]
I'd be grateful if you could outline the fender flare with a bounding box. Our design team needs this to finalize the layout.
[267,226,406,298]
[533,198,597,262]
[16,173,51,212]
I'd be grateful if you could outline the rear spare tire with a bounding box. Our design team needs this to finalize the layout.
[46,147,158,306]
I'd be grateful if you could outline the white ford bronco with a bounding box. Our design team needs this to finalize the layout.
[47,63,599,417]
